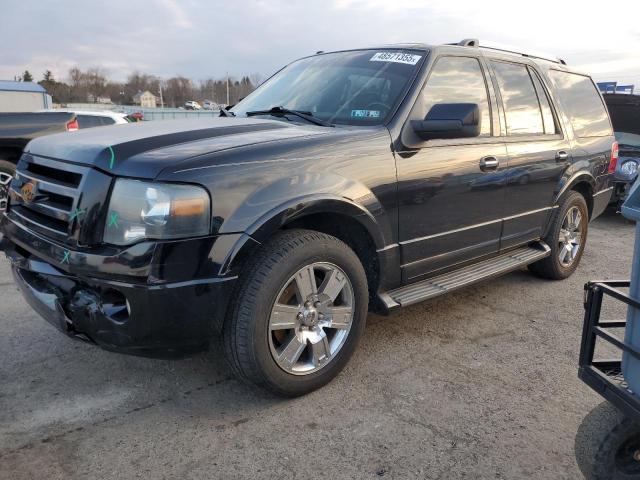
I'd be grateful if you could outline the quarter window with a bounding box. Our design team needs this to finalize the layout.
[491,61,544,135]
[419,56,491,136]
[549,70,612,138]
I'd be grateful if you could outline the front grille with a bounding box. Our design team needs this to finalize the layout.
[8,155,90,243]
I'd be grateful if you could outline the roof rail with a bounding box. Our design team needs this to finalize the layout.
[458,38,479,47]
[451,39,566,65]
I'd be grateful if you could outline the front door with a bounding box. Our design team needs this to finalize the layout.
[396,55,507,282]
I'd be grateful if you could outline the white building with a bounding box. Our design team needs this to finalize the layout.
[133,90,157,108]
[0,80,52,112]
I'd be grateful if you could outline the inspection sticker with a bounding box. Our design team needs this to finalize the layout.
[370,52,422,65]
[351,110,380,119]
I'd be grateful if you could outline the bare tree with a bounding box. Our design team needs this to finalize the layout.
[85,68,108,101]
[163,76,195,107]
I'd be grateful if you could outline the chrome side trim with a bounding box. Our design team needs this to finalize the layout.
[502,206,556,222]
[593,186,614,197]
[399,207,554,246]
[376,243,399,253]
[399,218,502,246]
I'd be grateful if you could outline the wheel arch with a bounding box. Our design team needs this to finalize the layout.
[555,172,595,218]
[222,195,390,308]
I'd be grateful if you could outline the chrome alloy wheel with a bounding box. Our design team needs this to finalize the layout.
[0,171,11,211]
[268,262,355,375]
[558,206,583,267]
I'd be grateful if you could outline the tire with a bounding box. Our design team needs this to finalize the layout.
[0,159,15,211]
[223,229,368,397]
[529,190,589,280]
[576,402,640,480]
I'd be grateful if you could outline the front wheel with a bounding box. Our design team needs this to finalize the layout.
[223,229,368,396]
[529,190,589,280]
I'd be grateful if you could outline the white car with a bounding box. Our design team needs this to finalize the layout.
[184,101,202,110]
[202,100,218,110]
[42,110,131,128]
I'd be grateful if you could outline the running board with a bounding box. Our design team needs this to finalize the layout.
[384,243,551,309]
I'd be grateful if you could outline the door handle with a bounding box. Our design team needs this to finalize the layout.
[480,156,499,171]
[556,150,569,162]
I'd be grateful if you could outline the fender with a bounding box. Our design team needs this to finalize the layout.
[217,194,391,277]
[247,194,387,248]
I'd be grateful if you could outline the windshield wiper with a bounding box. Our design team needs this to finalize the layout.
[246,106,333,127]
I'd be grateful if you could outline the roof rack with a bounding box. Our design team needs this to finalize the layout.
[452,38,566,65]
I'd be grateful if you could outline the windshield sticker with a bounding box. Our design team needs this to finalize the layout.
[370,52,422,65]
[351,110,381,119]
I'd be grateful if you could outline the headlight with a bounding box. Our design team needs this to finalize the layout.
[620,160,639,177]
[104,179,210,245]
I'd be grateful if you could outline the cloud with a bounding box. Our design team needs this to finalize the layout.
[0,0,639,87]
[159,0,194,29]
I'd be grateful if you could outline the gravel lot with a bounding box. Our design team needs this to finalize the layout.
[0,210,634,480]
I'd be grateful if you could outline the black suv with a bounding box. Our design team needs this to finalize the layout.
[0,40,616,396]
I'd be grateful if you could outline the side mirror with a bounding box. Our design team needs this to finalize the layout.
[411,103,481,140]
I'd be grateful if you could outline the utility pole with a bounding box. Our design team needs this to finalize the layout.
[159,81,164,109]
[226,72,230,106]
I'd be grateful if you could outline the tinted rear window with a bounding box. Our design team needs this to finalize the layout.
[549,70,612,137]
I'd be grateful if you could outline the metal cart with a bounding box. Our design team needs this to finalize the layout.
[577,180,640,479]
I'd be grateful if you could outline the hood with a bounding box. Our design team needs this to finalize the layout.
[24,117,330,179]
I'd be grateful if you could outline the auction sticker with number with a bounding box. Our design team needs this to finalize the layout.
[370,52,422,65]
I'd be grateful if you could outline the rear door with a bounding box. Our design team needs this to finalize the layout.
[396,55,508,281]
[488,60,570,249]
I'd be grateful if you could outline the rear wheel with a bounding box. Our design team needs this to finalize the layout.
[529,190,589,280]
[223,229,368,396]
[0,160,15,211]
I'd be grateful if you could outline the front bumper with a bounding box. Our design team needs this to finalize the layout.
[1,221,238,358]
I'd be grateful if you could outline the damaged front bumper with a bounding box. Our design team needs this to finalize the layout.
[1,221,238,359]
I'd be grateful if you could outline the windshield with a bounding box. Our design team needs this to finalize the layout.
[232,49,425,126]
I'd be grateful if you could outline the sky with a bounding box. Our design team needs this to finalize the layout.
[1,0,639,87]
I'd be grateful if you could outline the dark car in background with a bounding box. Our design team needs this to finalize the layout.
[0,110,131,211]
[0,112,78,210]
[0,40,616,396]
[604,93,640,208]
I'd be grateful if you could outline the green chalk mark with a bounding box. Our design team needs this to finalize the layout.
[107,146,115,169]
[69,208,85,221]
[108,212,119,228]
[61,250,70,264]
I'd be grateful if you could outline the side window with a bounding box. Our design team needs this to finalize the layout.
[529,70,557,135]
[491,61,544,135]
[548,70,612,138]
[100,117,116,125]
[76,115,104,129]
[419,56,491,136]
